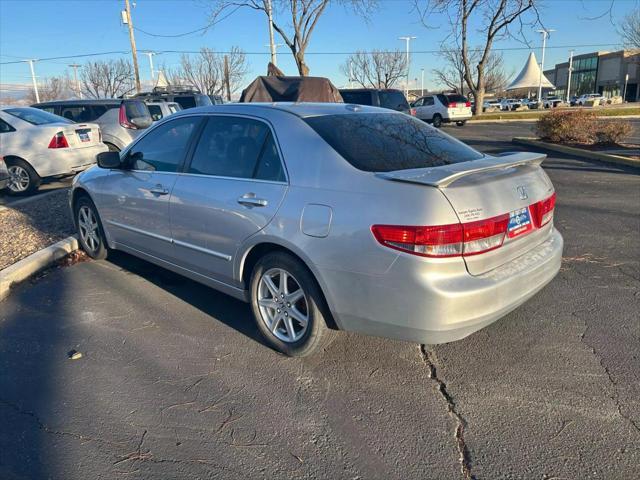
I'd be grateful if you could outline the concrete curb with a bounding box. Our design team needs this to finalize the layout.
[470,114,640,124]
[512,137,640,169]
[0,235,79,301]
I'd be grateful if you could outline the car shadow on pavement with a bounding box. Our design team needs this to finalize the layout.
[105,251,268,348]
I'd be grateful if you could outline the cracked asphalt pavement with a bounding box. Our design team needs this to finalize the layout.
[1,122,639,479]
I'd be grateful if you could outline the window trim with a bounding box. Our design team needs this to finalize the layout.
[0,118,16,133]
[181,113,289,185]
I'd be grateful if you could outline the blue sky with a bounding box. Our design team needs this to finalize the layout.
[0,0,637,94]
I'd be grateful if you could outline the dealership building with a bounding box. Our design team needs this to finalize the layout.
[543,49,640,101]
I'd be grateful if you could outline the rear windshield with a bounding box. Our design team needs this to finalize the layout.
[304,113,483,172]
[339,91,373,106]
[439,94,468,105]
[5,107,71,125]
[378,91,409,111]
[125,101,150,120]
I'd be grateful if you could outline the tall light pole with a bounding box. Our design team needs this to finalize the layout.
[69,63,82,98]
[24,59,39,103]
[421,68,425,96]
[264,43,285,68]
[142,52,157,81]
[399,36,416,97]
[536,28,555,103]
[623,73,629,102]
[566,50,573,103]
[123,0,141,93]
[266,0,277,66]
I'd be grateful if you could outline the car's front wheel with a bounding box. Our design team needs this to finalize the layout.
[250,252,336,357]
[74,195,108,260]
[5,158,41,195]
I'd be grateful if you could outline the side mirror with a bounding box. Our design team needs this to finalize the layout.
[97,151,122,169]
[130,116,153,129]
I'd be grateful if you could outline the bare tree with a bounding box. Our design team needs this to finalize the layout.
[209,0,376,76]
[340,50,407,88]
[27,75,72,103]
[81,59,134,98]
[416,0,542,115]
[619,8,640,49]
[176,47,248,96]
[432,47,509,96]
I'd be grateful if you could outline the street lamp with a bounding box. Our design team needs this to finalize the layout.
[399,36,417,97]
[536,28,555,103]
[421,68,425,96]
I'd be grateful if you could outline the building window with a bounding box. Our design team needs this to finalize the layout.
[570,56,598,97]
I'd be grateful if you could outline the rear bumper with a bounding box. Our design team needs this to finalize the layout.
[320,228,563,344]
[30,143,108,178]
[444,113,472,122]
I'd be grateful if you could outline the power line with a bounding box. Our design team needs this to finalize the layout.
[0,42,625,65]
[132,6,242,38]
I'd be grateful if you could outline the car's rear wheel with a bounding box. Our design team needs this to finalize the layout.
[456,120,466,127]
[250,252,336,357]
[74,196,108,260]
[5,158,41,195]
[432,114,443,128]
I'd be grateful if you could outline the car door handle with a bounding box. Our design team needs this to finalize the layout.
[149,185,169,196]
[237,194,268,207]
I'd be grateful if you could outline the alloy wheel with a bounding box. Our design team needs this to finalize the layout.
[257,268,309,343]
[7,165,30,192]
[78,205,100,253]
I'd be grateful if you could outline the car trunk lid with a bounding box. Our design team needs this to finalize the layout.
[377,152,555,275]
[60,123,102,148]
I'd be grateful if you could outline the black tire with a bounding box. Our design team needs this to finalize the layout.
[432,114,443,128]
[74,195,109,260]
[455,120,466,127]
[250,252,336,357]
[5,158,41,196]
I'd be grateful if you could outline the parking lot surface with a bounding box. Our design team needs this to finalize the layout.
[1,122,639,479]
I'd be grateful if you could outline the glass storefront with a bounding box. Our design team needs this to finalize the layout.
[569,56,598,97]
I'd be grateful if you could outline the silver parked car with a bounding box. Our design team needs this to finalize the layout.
[32,99,153,152]
[70,103,563,356]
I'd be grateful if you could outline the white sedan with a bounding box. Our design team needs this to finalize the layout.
[0,106,107,195]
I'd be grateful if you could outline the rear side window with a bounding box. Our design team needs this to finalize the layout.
[340,91,373,106]
[60,105,96,122]
[148,105,163,121]
[0,119,16,133]
[189,116,284,181]
[5,107,71,125]
[124,101,150,120]
[304,113,483,172]
[128,116,200,172]
[379,91,409,111]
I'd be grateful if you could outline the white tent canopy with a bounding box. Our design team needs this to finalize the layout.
[506,52,554,91]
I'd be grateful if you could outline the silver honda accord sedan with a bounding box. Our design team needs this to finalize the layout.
[70,103,563,356]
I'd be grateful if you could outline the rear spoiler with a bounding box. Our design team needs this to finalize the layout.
[375,152,546,188]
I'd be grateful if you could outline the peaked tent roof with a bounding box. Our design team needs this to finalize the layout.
[506,52,554,90]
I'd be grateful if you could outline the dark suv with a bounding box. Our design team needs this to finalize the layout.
[134,86,212,110]
[32,99,152,151]
[338,88,413,115]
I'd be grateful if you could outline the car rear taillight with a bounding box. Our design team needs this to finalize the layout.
[372,213,512,258]
[119,104,136,129]
[465,101,471,107]
[447,102,456,109]
[410,108,417,116]
[48,132,69,148]
[530,192,556,228]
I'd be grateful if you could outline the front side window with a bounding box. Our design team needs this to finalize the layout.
[5,107,71,125]
[424,97,435,106]
[189,116,285,181]
[304,112,484,172]
[128,116,201,172]
[0,118,16,133]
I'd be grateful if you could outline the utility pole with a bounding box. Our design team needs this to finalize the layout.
[224,55,231,101]
[69,64,82,98]
[25,59,39,103]
[536,28,555,103]
[421,68,424,96]
[124,0,141,93]
[266,0,277,66]
[399,36,416,97]
[566,50,573,103]
[143,52,157,82]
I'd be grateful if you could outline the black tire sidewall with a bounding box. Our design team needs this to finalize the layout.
[250,252,331,357]
[5,158,40,196]
[74,196,108,260]
[432,115,442,128]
